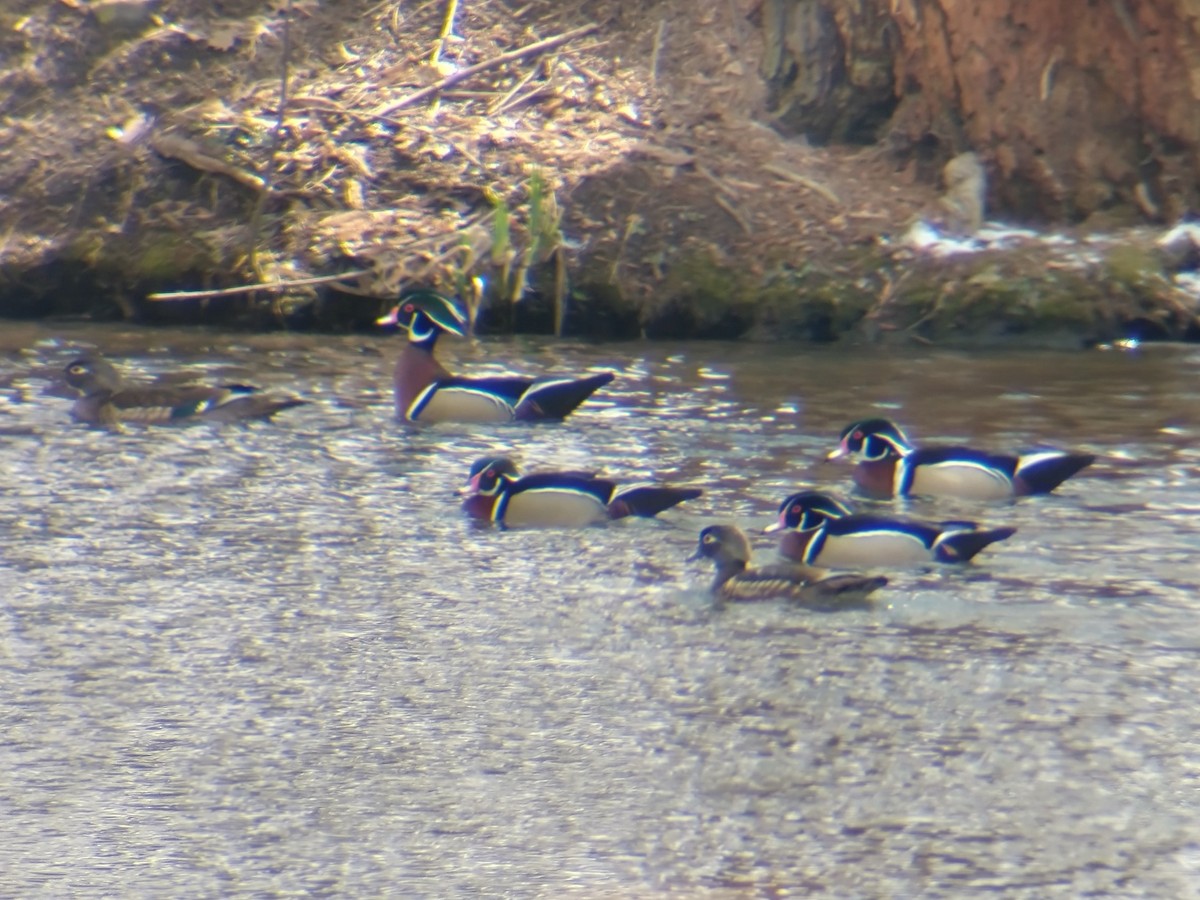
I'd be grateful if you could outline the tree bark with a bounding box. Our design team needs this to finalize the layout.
[762,0,1200,223]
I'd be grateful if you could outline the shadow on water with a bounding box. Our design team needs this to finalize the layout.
[2,321,1200,895]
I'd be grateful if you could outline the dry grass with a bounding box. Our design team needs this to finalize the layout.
[0,0,935,325]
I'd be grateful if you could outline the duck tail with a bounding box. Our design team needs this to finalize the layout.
[795,573,888,611]
[514,372,614,420]
[1014,451,1096,495]
[609,485,702,519]
[933,526,1017,563]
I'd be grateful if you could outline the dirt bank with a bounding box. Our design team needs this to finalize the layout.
[0,0,1196,345]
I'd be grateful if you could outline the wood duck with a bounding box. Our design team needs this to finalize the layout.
[63,356,305,426]
[766,490,1016,567]
[828,417,1095,500]
[688,524,888,609]
[377,289,614,423]
[462,456,702,528]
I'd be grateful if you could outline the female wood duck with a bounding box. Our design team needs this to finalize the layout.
[377,289,614,423]
[765,490,1017,567]
[688,524,888,609]
[462,456,702,528]
[828,417,1096,500]
[63,356,305,426]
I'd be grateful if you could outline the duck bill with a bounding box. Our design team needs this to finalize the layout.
[375,305,402,327]
[763,514,788,534]
[826,444,850,461]
[457,473,484,497]
[685,548,703,562]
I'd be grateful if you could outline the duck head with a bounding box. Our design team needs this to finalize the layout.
[63,357,122,397]
[465,456,521,495]
[828,418,913,461]
[764,491,852,533]
[377,289,468,347]
[688,524,752,568]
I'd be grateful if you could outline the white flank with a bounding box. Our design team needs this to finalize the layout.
[408,385,514,423]
[818,529,929,567]
[905,459,1012,500]
[498,487,608,528]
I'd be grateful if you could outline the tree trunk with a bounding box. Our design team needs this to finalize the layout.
[761,0,1200,224]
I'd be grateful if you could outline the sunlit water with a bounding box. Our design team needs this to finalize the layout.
[2,322,1199,896]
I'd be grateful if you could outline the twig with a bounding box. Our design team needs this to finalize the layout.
[428,0,460,116]
[489,63,542,115]
[371,23,599,116]
[150,134,265,192]
[762,162,841,206]
[430,0,460,66]
[715,195,752,235]
[609,213,643,283]
[406,121,485,167]
[651,19,666,82]
[696,163,738,199]
[553,244,568,336]
[628,141,694,167]
[147,269,372,301]
[248,0,293,287]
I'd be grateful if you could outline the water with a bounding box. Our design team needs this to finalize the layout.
[2,322,1199,896]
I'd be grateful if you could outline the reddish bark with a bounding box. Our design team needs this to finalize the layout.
[766,0,1200,223]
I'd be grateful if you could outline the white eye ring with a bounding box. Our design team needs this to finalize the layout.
[702,533,715,544]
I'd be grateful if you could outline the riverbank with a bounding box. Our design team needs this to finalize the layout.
[1,0,1197,345]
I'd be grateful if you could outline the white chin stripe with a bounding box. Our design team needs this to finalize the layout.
[409,323,436,343]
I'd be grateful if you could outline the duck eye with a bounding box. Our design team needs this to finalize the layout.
[68,364,86,374]
[791,504,801,515]
[853,430,863,440]
[702,533,715,544]
[403,303,415,313]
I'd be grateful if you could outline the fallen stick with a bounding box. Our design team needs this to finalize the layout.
[761,162,841,206]
[147,269,370,301]
[151,134,265,192]
[371,23,599,117]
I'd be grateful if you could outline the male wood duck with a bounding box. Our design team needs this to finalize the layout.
[462,456,702,528]
[828,418,1095,500]
[765,490,1016,567]
[688,524,888,610]
[63,357,305,426]
[377,289,614,423]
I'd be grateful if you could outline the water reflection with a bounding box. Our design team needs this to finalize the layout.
[2,321,1200,895]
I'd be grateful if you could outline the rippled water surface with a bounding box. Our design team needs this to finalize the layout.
[3,322,1200,896]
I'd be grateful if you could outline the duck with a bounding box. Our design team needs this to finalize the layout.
[828,417,1095,500]
[765,490,1016,567]
[462,456,702,528]
[377,289,614,423]
[63,356,305,426]
[688,524,887,609]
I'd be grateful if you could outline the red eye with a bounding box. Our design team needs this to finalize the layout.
[853,430,863,440]
[791,505,801,515]
[403,303,415,313]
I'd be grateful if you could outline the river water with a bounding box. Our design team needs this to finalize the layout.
[2,321,1198,897]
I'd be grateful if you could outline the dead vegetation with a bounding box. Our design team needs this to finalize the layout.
[0,0,943,334]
